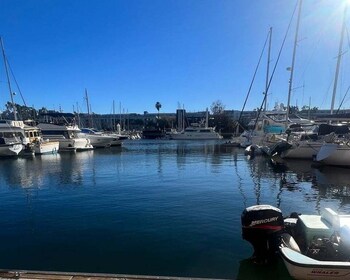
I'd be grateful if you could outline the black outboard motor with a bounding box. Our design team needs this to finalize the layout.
[241,205,284,262]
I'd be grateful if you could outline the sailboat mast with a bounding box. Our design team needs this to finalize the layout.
[330,5,347,115]
[264,27,272,112]
[113,100,115,131]
[286,0,302,127]
[0,37,17,121]
[85,88,91,127]
[205,108,209,128]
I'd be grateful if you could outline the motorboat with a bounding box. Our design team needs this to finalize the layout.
[0,120,23,156]
[37,123,93,152]
[242,204,350,280]
[169,125,222,140]
[79,128,114,148]
[23,122,59,154]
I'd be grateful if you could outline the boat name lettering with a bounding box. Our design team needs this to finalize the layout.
[249,216,278,226]
[311,269,339,275]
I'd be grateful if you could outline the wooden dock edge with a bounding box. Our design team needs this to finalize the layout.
[0,269,224,280]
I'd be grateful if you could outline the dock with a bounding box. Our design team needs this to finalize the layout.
[0,270,219,280]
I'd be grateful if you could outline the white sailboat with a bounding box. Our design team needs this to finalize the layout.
[316,5,350,166]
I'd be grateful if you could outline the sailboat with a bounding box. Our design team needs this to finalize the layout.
[315,5,350,166]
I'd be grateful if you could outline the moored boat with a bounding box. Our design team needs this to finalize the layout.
[169,125,222,140]
[241,204,350,280]
[79,128,114,148]
[37,123,93,152]
[23,122,59,154]
[0,120,24,156]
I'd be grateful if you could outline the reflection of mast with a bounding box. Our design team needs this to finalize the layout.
[330,5,347,115]
[0,37,17,121]
[286,0,302,128]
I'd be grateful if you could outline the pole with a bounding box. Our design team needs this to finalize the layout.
[0,37,17,121]
[286,0,302,128]
[264,27,272,111]
[330,5,347,115]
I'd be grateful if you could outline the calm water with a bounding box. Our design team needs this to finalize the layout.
[1,140,350,279]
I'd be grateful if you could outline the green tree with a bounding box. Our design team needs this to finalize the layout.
[210,100,225,115]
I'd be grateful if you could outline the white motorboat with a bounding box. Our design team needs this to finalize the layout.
[23,123,59,154]
[0,120,24,156]
[242,204,350,280]
[79,128,114,148]
[169,126,222,140]
[37,123,93,152]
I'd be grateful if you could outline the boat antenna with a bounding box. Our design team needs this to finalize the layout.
[286,0,303,128]
[335,85,350,115]
[253,0,299,130]
[0,37,17,121]
[330,4,347,115]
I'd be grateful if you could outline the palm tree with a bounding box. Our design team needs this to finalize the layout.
[155,102,162,128]
[155,101,161,118]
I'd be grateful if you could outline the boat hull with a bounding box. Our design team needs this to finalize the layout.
[280,247,350,280]
[281,142,323,159]
[34,141,59,154]
[316,143,350,166]
[0,143,23,156]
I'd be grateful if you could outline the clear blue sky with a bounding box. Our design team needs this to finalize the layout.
[0,0,349,114]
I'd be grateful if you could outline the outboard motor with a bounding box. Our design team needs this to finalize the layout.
[241,205,284,262]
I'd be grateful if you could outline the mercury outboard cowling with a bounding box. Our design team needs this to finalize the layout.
[241,205,284,262]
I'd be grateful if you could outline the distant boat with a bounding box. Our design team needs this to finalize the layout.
[168,107,222,140]
[37,123,93,152]
[169,125,222,140]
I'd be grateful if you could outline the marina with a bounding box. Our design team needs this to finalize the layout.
[1,0,350,279]
[0,139,350,279]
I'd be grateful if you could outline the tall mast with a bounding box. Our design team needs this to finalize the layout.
[0,37,17,121]
[113,100,115,131]
[286,0,302,127]
[264,27,272,111]
[205,107,209,128]
[330,5,347,115]
[85,88,92,127]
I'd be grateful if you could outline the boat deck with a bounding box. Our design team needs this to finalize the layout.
[0,270,216,280]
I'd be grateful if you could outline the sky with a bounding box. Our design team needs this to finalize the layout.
[0,0,349,115]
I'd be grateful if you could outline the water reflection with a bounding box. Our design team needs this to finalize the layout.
[2,140,350,278]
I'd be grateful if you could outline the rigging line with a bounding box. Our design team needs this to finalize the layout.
[238,28,270,123]
[336,85,350,115]
[5,56,27,107]
[253,0,299,130]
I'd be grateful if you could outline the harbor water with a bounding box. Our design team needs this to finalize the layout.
[1,140,350,279]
